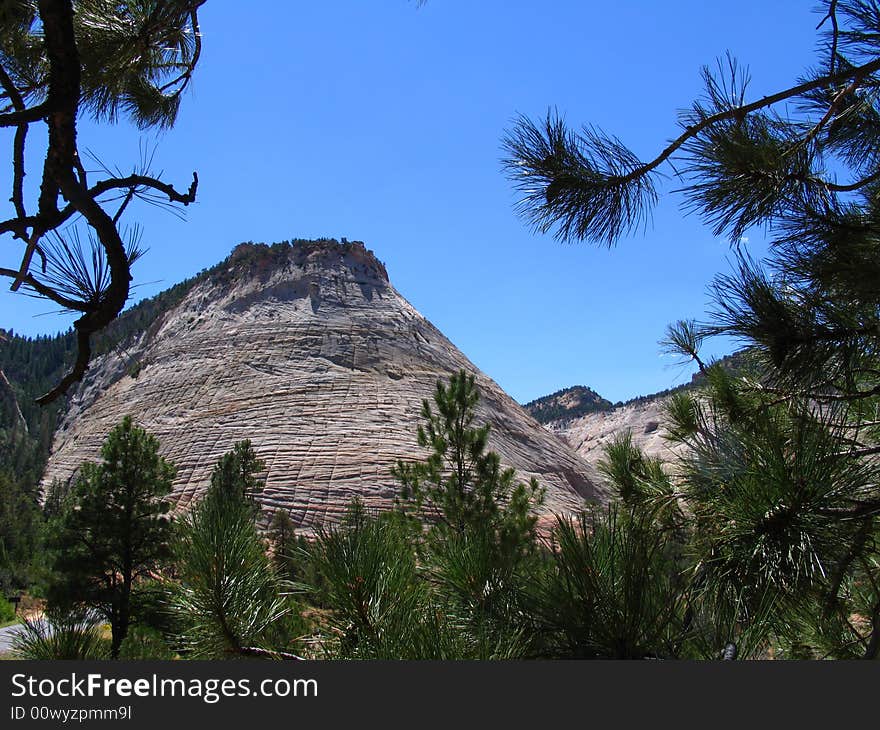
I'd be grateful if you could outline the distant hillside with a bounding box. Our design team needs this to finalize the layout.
[527,350,761,469]
[524,349,757,426]
[524,385,613,425]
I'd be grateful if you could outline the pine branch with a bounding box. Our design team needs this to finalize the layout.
[157,8,202,96]
[505,54,880,244]
[237,646,304,661]
[0,266,92,311]
[0,0,205,403]
[642,55,880,187]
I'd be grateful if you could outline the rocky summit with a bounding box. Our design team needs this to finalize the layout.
[42,240,605,529]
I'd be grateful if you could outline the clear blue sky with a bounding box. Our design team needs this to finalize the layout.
[1,0,820,403]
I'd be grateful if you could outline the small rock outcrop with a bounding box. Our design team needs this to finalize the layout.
[523,385,613,425]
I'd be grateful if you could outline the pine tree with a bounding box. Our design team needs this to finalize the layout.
[0,1,203,402]
[268,508,295,572]
[393,369,544,550]
[47,415,175,658]
[172,441,298,659]
[393,370,545,639]
[502,1,880,657]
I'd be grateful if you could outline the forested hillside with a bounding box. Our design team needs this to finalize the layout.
[523,385,612,424]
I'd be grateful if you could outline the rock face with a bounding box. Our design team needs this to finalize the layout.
[43,240,606,529]
[545,398,684,467]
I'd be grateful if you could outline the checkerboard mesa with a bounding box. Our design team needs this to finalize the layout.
[43,239,605,531]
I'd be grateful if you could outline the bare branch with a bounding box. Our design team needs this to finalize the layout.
[9,227,46,291]
[89,172,199,206]
[236,646,304,661]
[817,0,840,77]
[0,64,29,221]
[0,100,50,127]
[112,188,135,224]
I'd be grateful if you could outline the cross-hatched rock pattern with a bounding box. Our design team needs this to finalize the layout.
[547,397,686,467]
[43,240,606,529]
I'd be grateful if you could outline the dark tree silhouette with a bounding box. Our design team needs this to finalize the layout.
[0,0,204,403]
[503,1,880,658]
[47,415,175,659]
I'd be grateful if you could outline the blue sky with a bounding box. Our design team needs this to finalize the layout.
[1,0,820,403]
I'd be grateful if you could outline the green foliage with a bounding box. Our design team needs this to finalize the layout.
[392,370,546,648]
[307,502,425,658]
[502,111,659,245]
[306,502,529,660]
[394,369,545,550]
[503,2,880,659]
[208,439,266,502]
[0,467,41,591]
[268,508,296,571]
[599,432,662,502]
[46,416,175,658]
[663,391,700,442]
[1,0,201,130]
[668,387,880,649]
[118,625,176,660]
[272,534,330,607]
[534,505,687,659]
[591,394,880,659]
[128,579,181,640]
[12,609,109,660]
[523,385,612,424]
[0,330,77,489]
[0,595,15,624]
[304,367,553,660]
[599,433,684,533]
[172,441,294,659]
[424,525,539,639]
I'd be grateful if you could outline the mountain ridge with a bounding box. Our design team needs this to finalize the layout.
[523,385,613,425]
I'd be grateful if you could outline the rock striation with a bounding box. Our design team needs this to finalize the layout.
[545,397,685,467]
[43,240,606,529]
[532,356,753,468]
